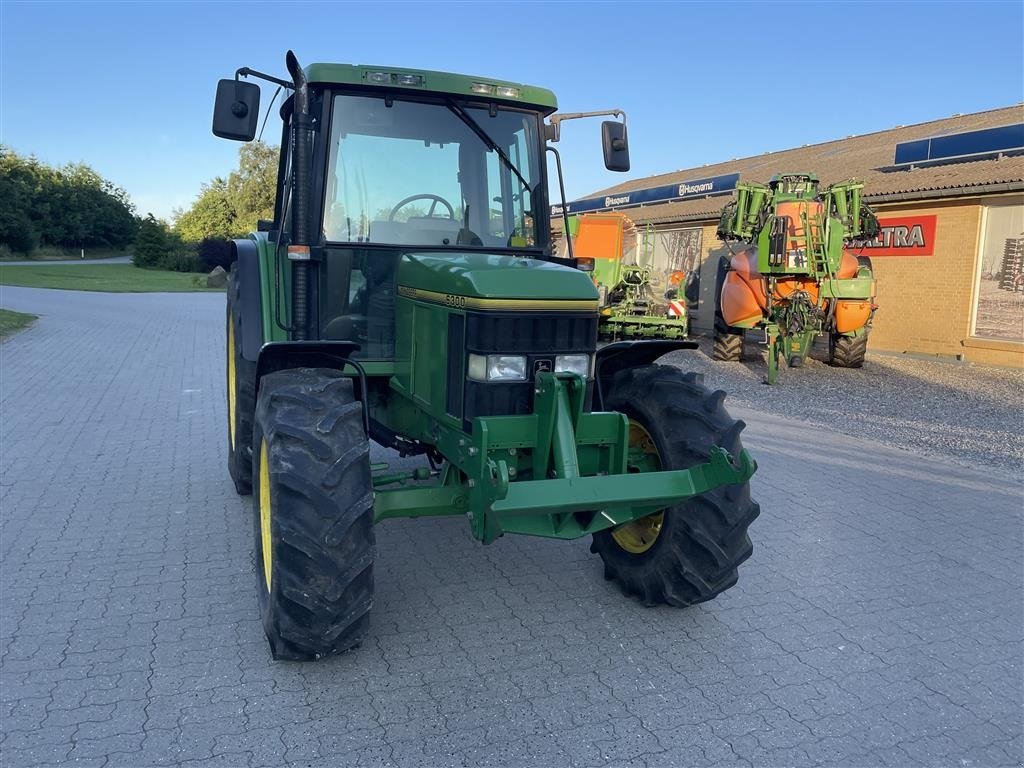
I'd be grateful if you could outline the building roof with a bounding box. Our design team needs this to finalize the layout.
[582,104,1024,224]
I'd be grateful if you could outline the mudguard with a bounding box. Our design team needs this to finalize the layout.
[232,239,264,362]
[593,340,698,411]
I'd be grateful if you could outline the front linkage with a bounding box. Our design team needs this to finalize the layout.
[373,371,755,544]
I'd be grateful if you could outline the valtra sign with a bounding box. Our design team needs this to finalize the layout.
[849,215,937,256]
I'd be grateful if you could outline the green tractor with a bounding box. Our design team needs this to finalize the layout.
[214,52,759,661]
[714,174,880,384]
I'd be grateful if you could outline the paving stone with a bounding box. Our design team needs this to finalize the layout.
[0,285,1020,768]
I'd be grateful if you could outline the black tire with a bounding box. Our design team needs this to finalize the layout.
[252,368,374,661]
[227,265,256,495]
[713,257,745,362]
[829,256,872,368]
[828,332,868,368]
[712,330,744,361]
[591,365,760,606]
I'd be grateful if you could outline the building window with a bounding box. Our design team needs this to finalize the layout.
[974,202,1024,342]
[646,227,704,309]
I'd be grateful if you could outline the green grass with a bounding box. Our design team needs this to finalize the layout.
[0,308,38,339]
[0,264,220,292]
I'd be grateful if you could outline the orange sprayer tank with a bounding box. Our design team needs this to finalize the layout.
[774,200,824,252]
[836,248,860,279]
[834,300,873,333]
[720,249,767,327]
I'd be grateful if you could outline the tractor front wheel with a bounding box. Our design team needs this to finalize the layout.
[591,365,760,606]
[252,368,374,661]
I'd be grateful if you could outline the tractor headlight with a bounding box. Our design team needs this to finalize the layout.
[555,354,592,378]
[468,354,527,382]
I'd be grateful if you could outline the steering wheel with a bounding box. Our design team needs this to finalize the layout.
[388,194,456,222]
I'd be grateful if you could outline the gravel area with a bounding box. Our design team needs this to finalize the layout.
[662,337,1024,474]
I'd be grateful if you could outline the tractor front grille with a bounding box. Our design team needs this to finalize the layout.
[466,311,598,354]
[453,310,598,430]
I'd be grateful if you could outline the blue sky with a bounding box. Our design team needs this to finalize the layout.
[2,1,1022,221]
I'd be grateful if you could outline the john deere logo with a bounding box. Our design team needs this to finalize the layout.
[534,359,552,375]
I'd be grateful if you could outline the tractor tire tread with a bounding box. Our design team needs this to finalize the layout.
[253,367,374,661]
[592,364,760,607]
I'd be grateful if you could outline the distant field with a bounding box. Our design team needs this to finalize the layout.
[0,264,220,292]
[0,308,38,339]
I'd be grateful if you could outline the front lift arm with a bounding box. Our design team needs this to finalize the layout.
[373,372,755,544]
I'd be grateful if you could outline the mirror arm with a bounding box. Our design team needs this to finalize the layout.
[547,109,627,142]
[235,67,294,91]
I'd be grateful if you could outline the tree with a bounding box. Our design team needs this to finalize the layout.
[133,214,168,268]
[227,142,277,234]
[174,142,278,243]
[0,147,137,253]
[175,178,236,242]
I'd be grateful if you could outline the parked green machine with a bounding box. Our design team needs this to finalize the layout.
[601,264,689,340]
[214,52,759,660]
[714,173,880,384]
[570,213,689,341]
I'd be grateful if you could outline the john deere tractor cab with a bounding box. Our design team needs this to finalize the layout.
[214,51,759,661]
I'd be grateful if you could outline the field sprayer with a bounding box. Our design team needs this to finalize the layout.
[714,173,880,384]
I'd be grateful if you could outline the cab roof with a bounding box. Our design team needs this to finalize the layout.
[304,63,558,113]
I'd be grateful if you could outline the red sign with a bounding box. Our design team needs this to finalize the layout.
[849,215,937,257]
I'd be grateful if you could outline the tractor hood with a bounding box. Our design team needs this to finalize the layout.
[397,253,599,304]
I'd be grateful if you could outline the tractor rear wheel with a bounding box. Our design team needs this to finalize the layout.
[712,330,744,361]
[591,365,760,606]
[828,332,868,368]
[252,368,374,661]
[226,265,256,495]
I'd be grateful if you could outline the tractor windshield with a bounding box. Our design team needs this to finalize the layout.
[323,94,545,250]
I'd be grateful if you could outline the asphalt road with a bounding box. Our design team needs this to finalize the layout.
[1,286,1021,768]
[0,256,133,266]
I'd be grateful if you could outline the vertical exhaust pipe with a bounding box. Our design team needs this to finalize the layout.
[285,50,311,340]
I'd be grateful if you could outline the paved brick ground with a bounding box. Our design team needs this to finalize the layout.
[1,285,1021,768]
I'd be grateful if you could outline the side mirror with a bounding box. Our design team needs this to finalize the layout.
[601,120,630,172]
[212,79,260,141]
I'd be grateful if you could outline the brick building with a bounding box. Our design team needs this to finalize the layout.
[557,105,1024,368]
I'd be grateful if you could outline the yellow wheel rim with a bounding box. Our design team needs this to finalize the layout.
[227,319,237,451]
[259,438,272,591]
[611,421,665,554]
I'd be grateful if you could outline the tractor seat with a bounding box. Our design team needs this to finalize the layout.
[323,315,366,341]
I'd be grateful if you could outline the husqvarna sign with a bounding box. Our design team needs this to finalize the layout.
[551,173,739,217]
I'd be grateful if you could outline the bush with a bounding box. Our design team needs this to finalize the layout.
[134,214,167,268]
[197,237,233,272]
[0,209,39,254]
[161,248,202,273]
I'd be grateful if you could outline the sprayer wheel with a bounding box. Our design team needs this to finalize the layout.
[713,331,744,361]
[591,365,760,607]
[829,332,868,368]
